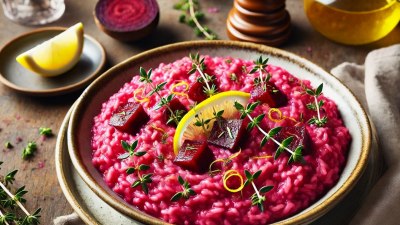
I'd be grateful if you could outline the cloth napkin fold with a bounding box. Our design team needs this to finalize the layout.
[332,44,400,225]
[54,44,400,225]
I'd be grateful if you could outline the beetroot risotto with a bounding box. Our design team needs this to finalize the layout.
[91,54,351,225]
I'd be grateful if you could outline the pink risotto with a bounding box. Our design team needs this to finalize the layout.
[91,55,351,224]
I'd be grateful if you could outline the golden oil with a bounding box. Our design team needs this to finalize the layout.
[304,0,400,45]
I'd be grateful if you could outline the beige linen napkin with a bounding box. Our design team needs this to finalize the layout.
[54,44,400,225]
[332,44,400,225]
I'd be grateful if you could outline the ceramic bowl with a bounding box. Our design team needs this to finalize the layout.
[68,40,371,225]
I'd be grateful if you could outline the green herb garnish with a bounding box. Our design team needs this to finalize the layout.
[174,0,217,40]
[189,53,218,97]
[234,101,304,164]
[139,67,183,126]
[0,162,41,225]
[249,56,270,91]
[170,175,196,201]
[22,141,37,160]
[119,140,153,194]
[306,83,328,127]
[39,127,53,137]
[244,169,273,212]
[193,107,224,134]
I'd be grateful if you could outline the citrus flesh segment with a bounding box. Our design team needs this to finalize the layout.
[173,91,251,155]
[16,23,84,77]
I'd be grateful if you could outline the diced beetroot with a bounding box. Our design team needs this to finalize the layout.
[174,140,214,173]
[188,81,208,102]
[109,102,149,134]
[208,118,246,151]
[274,126,311,153]
[250,83,288,107]
[163,98,188,126]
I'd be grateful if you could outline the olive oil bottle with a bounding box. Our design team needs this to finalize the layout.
[304,0,400,45]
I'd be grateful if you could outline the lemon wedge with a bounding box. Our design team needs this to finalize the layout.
[173,91,250,154]
[16,23,84,77]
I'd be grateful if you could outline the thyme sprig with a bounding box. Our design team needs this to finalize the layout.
[193,108,224,134]
[170,175,196,202]
[189,53,218,97]
[139,67,184,126]
[119,140,153,195]
[306,83,327,127]
[174,0,217,40]
[0,162,41,225]
[234,101,303,164]
[249,56,270,90]
[244,170,273,212]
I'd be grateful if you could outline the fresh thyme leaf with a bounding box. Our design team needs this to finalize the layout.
[20,208,41,225]
[132,180,141,188]
[126,168,135,174]
[141,183,149,194]
[268,127,281,136]
[233,102,304,164]
[39,127,52,136]
[120,140,140,159]
[134,151,147,157]
[253,170,262,179]
[139,164,150,171]
[170,175,196,202]
[244,170,273,212]
[259,186,273,193]
[178,175,185,185]
[316,83,323,96]
[4,170,17,185]
[171,192,183,202]
[260,135,269,147]
[174,0,217,40]
[306,83,328,127]
[22,141,37,160]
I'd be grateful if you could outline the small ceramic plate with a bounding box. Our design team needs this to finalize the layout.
[0,27,106,96]
[56,105,381,225]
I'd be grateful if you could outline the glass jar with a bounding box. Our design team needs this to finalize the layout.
[1,0,65,25]
[304,0,400,45]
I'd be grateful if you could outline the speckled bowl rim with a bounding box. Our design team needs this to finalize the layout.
[0,27,106,96]
[56,104,100,225]
[68,40,371,225]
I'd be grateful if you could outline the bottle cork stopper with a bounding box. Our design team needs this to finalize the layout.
[226,0,291,46]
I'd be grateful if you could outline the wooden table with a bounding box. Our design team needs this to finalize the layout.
[0,0,398,224]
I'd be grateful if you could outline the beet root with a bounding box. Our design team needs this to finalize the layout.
[250,83,287,107]
[174,140,214,173]
[94,0,159,42]
[109,102,149,134]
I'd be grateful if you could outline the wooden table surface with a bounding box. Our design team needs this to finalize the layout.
[0,0,398,224]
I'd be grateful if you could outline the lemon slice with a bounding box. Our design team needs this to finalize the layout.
[16,23,84,77]
[173,91,250,154]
